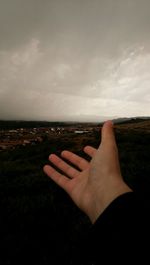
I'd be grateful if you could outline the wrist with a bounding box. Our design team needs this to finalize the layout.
[88,180,133,224]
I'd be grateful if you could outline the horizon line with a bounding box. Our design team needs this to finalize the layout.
[0,116,150,123]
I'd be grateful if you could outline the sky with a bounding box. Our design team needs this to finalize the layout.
[0,0,150,122]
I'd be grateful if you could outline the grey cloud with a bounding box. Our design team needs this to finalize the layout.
[0,0,150,120]
[1,0,150,52]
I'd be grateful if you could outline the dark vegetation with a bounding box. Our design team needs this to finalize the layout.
[0,120,68,130]
[0,120,99,130]
[0,119,150,264]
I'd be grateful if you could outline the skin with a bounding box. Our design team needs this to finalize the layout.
[43,120,132,223]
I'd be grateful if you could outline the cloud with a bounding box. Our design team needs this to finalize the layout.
[89,45,150,102]
[0,0,150,121]
[0,37,150,121]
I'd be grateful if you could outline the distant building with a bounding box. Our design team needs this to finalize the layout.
[23,140,30,144]
[74,130,89,134]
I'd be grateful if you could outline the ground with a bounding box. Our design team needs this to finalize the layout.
[0,119,150,265]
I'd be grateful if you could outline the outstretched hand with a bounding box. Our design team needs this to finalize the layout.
[43,121,132,223]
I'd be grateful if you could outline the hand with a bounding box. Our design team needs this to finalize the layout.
[43,121,132,223]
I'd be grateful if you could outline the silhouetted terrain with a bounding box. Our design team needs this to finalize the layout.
[0,118,150,265]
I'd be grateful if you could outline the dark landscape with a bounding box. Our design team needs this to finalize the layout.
[0,118,150,265]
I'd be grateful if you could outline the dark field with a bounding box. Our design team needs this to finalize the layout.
[0,119,150,265]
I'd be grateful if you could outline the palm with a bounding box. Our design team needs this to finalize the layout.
[43,146,96,212]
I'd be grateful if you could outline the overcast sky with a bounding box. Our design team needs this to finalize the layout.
[0,0,150,121]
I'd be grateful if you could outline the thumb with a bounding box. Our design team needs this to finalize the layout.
[101,120,116,146]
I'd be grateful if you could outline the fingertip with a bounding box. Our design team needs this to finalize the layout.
[49,153,56,160]
[60,150,69,158]
[104,120,114,128]
[43,164,48,172]
[61,150,68,156]
[101,120,116,144]
[83,145,90,152]
[102,120,114,134]
[83,146,87,151]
